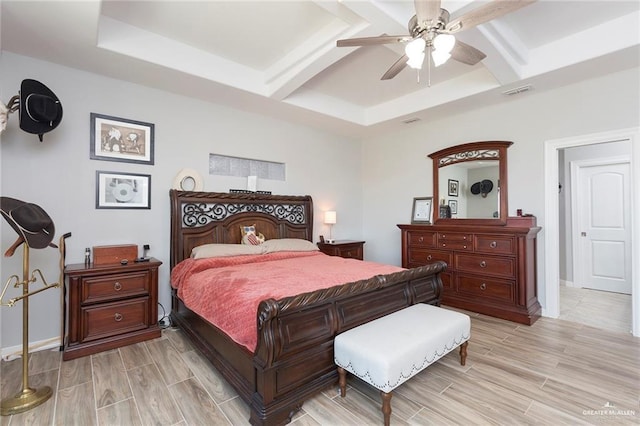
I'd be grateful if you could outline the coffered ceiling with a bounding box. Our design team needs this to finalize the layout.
[2,1,639,138]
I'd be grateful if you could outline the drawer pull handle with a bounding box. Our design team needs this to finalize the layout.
[346,251,352,256]
[114,282,122,291]
[418,237,424,243]
[490,241,497,249]
[426,255,432,261]
[442,243,446,247]
[480,283,487,290]
[463,245,467,249]
[114,313,123,322]
[480,261,487,268]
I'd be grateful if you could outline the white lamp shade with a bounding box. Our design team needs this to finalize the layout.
[406,51,425,69]
[433,34,456,53]
[405,38,426,69]
[324,211,337,224]
[432,50,451,67]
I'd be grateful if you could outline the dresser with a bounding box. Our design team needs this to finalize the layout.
[398,217,541,325]
[317,240,365,260]
[63,258,162,360]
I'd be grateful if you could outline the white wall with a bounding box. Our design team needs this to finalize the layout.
[362,66,640,312]
[0,52,363,351]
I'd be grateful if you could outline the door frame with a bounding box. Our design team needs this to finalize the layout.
[544,127,639,336]
[570,157,631,293]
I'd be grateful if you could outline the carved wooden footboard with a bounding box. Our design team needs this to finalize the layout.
[169,190,445,425]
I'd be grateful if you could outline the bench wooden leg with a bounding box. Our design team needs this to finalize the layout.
[380,391,392,426]
[337,367,347,397]
[459,341,469,366]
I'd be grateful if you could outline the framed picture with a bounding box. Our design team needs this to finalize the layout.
[411,197,433,224]
[448,179,459,197]
[448,199,458,214]
[90,113,154,164]
[96,171,151,209]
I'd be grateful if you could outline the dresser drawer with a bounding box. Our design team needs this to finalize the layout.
[82,298,149,342]
[407,231,437,247]
[455,254,515,278]
[437,232,473,250]
[475,235,516,255]
[407,248,452,267]
[457,274,514,303]
[82,271,151,304]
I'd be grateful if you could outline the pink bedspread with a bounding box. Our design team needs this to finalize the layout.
[171,251,403,352]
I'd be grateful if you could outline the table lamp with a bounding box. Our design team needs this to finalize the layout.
[324,211,336,243]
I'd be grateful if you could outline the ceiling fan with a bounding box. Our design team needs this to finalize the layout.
[337,0,535,80]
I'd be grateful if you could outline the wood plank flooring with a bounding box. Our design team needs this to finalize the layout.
[1,309,638,425]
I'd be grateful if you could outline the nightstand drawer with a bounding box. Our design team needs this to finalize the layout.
[82,271,151,304]
[82,298,149,342]
[317,241,365,260]
[337,245,363,260]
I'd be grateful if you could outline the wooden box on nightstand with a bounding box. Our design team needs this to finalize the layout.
[317,240,365,260]
[63,258,162,360]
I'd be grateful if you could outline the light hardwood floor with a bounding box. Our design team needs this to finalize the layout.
[559,284,632,334]
[2,309,638,425]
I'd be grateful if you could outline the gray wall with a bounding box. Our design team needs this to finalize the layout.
[0,52,364,351]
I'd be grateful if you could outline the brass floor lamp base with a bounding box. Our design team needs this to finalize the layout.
[1,386,53,416]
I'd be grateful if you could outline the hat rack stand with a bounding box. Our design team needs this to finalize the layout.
[0,243,60,416]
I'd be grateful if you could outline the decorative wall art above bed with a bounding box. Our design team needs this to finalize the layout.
[90,113,154,165]
[168,190,446,425]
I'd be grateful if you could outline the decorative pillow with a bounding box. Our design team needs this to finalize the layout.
[191,243,264,259]
[240,224,265,245]
[262,238,319,253]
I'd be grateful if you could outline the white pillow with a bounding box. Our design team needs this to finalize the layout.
[191,243,264,259]
[262,239,319,253]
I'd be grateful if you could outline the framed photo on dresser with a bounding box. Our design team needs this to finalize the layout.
[411,197,432,224]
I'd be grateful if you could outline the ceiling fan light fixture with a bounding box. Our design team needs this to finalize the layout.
[407,52,425,69]
[433,34,456,53]
[405,38,426,69]
[432,50,451,67]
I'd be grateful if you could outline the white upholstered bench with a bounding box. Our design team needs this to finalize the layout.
[334,303,470,426]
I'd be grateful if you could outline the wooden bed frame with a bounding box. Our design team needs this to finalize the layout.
[169,190,446,425]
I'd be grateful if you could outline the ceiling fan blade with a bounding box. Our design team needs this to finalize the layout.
[337,35,410,47]
[414,0,441,26]
[381,54,409,80]
[450,40,487,65]
[446,0,535,33]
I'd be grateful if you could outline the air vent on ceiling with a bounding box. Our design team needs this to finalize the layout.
[402,118,421,124]
[502,84,533,96]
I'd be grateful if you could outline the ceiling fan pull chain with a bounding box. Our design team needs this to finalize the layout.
[427,47,432,88]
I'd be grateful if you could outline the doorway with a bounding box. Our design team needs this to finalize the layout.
[544,128,639,337]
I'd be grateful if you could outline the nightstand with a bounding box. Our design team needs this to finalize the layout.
[317,240,365,260]
[63,258,162,360]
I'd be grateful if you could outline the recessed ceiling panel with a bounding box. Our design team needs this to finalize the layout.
[101,0,337,70]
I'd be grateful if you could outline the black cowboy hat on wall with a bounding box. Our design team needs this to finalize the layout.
[18,79,63,142]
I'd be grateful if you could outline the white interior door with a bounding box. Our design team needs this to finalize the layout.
[572,159,631,294]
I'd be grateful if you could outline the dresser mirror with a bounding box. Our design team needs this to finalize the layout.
[429,141,512,225]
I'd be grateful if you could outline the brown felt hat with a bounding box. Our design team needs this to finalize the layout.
[0,197,56,249]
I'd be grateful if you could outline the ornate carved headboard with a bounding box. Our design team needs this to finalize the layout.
[169,190,314,268]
